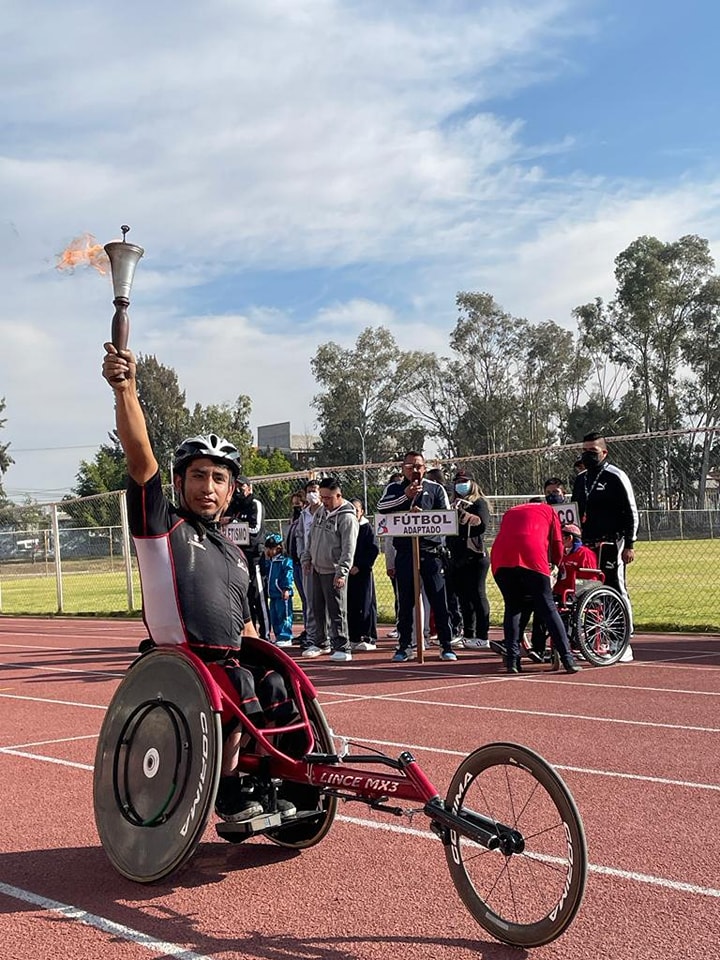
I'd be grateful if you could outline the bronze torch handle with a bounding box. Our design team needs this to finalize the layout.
[111,297,130,352]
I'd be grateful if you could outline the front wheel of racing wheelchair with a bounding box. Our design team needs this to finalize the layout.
[93,642,337,882]
[443,742,588,948]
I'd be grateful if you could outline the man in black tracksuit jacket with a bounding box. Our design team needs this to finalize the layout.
[377,451,457,662]
[571,432,639,652]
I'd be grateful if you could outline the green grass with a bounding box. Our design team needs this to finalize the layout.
[1,539,719,631]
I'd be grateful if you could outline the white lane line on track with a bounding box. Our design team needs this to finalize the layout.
[333,736,720,792]
[319,693,720,733]
[0,661,126,679]
[0,881,212,959]
[3,686,719,734]
[335,816,720,898]
[3,749,719,900]
[0,693,106,709]
[2,734,103,749]
[4,733,720,797]
[0,750,93,769]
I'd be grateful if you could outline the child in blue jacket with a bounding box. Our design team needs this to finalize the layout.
[264,533,294,647]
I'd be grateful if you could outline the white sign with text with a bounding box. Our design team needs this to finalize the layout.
[551,501,581,528]
[373,510,459,538]
[223,521,250,546]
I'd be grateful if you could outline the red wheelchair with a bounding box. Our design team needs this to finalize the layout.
[94,637,588,948]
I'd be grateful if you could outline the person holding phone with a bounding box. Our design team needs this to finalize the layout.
[377,451,457,662]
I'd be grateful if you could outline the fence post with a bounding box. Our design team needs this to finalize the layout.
[679,509,684,541]
[119,491,136,611]
[51,504,64,613]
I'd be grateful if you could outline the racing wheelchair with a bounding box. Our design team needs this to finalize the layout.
[94,636,588,948]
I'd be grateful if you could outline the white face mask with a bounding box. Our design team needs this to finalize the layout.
[306,491,320,505]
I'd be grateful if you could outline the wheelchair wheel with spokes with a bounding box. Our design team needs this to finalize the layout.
[444,742,587,948]
[266,694,338,849]
[575,584,631,666]
[94,648,222,882]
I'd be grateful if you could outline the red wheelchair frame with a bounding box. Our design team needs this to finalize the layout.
[94,636,588,948]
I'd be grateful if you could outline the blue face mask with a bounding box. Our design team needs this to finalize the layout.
[545,491,565,505]
[455,482,471,496]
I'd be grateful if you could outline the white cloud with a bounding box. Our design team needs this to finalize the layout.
[1,0,719,499]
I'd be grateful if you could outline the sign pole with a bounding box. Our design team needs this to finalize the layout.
[412,536,424,663]
[373,509,458,666]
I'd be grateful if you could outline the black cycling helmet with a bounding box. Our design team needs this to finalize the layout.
[173,434,242,478]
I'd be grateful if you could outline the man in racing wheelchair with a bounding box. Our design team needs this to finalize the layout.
[102,341,297,824]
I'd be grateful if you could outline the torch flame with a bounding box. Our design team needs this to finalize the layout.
[55,233,109,274]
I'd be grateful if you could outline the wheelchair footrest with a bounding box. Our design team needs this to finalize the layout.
[215,811,282,839]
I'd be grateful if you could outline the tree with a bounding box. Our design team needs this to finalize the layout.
[311,327,426,465]
[0,397,13,507]
[576,234,720,505]
[679,274,720,506]
[186,395,254,462]
[73,437,127,497]
[576,235,714,434]
[135,353,189,475]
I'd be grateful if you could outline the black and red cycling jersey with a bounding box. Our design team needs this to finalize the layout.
[127,471,251,650]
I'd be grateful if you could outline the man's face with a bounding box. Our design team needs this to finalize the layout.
[545,482,565,499]
[582,440,608,463]
[238,482,252,498]
[176,457,235,520]
[402,456,425,483]
[319,487,342,511]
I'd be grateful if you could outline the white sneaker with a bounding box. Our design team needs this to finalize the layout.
[450,637,464,648]
[463,638,490,650]
[387,629,399,639]
[275,639,293,648]
[329,649,352,662]
[619,643,634,663]
[301,644,330,658]
[351,640,377,652]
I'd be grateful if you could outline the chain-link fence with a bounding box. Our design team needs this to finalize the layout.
[1,428,719,630]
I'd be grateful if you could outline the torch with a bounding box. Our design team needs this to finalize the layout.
[103,225,144,353]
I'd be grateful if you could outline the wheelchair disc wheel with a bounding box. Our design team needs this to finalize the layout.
[94,648,222,882]
[266,694,338,849]
[444,742,587,948]
[575,584,631,666]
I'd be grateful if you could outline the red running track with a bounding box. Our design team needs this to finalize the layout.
[0,617,719,959]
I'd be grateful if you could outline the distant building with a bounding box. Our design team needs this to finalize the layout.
[257,421,320,467]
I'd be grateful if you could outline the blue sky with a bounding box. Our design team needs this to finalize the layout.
[1,0,719,500]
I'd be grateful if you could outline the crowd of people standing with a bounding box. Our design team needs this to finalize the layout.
[230,431,638,674]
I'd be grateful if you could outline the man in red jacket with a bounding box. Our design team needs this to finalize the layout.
[491,502,581,675]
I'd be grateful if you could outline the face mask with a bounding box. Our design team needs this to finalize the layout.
[292,506,302,519]
[306,491,320,505]
[545,491,565,504]
[581,450,602,468]
[454,482,471,496]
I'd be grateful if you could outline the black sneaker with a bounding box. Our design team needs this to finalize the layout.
[489,640,507,658]
[275,798,297,820]
[215,777,264,822]
[526,649,545,664]
[562,659,583,674]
